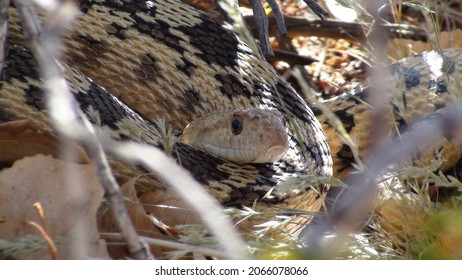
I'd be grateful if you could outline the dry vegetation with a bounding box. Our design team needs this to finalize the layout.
[271,0,462,260]
[1,0,462,259]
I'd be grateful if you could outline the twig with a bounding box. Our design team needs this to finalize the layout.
[248,0,272,56]
[101,232,233,259]
[265,0,287,36]
[267,49,317,65]
[302,0,329,20]
[215,0,263,58]
[108,142,249,260]
[300,103,462,258]
[245,15,428,42]
[0,0,9,80]
[13,0,151,260]
[217,0,287,56]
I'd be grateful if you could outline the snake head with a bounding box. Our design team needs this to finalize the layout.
[181,108,289,163]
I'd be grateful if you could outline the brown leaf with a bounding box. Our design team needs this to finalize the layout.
[139,189,201,227]
[99,175,164,258]
[99,176,158,236]
[0,154,108,259]
[0,120,90,164]
[99,175,201,258]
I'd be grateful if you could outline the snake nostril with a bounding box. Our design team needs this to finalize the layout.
[231,115,244,135]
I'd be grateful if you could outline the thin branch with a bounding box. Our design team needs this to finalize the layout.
[300,104,462,258]
[215,0,263,58]
[13,0,151,260]
[244,15,428,42]
[248,0,272,56]
[302,0,329,20]
[108,142,249,260]
[267,49,317,65]
[266,0,287,36]
[0,0,10,80]
[101,232,233,259]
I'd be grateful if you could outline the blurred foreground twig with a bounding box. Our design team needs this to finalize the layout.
[13,0,150,259]
[109,142,249,259]
[301,104,462,258]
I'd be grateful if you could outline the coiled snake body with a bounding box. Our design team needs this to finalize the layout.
[1,0,462,236]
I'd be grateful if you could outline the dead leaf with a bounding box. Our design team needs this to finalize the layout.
[99,175,201,258]
[99,176,158,235]
[0,154,108,259]
[99,175,165,258]
[0,119,90,164]
[139,190,201,227]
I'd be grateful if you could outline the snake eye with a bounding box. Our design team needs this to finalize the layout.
[231,115,244,135]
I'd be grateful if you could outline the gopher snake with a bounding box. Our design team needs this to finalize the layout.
[1,0,462,236]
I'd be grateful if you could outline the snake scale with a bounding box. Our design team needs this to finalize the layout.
[1,0,462,237]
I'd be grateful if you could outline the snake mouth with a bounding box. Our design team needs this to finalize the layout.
[200,140,289,164]
[253,145,288,163]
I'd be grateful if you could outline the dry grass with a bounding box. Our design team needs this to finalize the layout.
[256,0,462,259]
[2,0,462,260]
